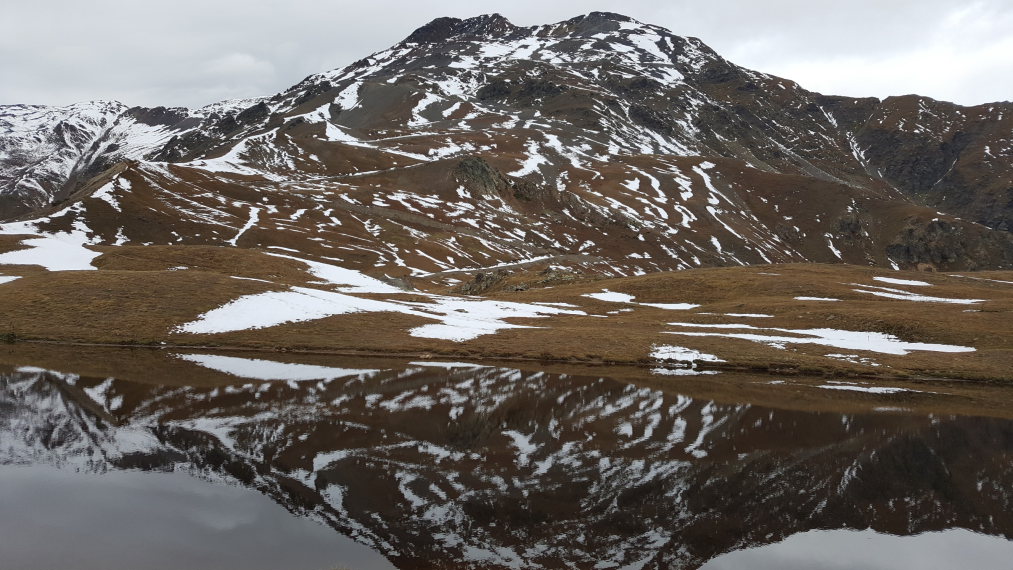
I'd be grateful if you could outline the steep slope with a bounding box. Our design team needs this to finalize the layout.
[0,97,271,219]
[850,95,1013,231]
[0,101,125,217]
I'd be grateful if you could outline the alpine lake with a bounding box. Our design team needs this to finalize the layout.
[2,343,1011,570]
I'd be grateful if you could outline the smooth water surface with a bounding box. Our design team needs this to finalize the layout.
[2,350,1012,569]
[700,528,1013,570]
[0,466,394,570]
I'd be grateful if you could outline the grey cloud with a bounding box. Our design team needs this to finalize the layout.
[1,0,1010,108]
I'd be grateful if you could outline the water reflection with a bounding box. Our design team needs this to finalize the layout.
[0,466,394,570]
[700,528,1013,570]
[2,355,1012,569]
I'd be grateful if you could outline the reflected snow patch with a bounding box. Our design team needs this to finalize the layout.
[176,353,379,381]
[816,383,912,395]
[408,361,489,369]
[700,528,1013,570]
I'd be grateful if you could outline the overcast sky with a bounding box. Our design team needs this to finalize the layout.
[3,0,1011,109]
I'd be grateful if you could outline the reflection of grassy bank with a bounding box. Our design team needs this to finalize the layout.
[0,246,1009,382]
[3,343,1013,422]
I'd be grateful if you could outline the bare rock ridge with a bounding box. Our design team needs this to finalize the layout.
[404,13,521,43]
[1,12,1011,275]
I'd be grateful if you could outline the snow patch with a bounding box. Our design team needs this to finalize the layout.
[265,252,402,294]
[583,290,698,310]
[176,276,584,342]
[0,227,100,271]
[227,206,260,246]
[852,284,983,305]
[640,302,699,310]
[873,277,931,287]
[583,290,636,303]
[650,345,725,363]
[663,323,975,355]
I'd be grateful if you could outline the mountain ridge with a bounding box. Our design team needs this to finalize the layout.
[1,12,1012,279]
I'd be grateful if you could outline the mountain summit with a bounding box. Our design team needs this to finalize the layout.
[404,13,521,42]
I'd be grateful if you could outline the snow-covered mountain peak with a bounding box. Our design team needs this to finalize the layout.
[0,100,126,137]
[392,11,715,77]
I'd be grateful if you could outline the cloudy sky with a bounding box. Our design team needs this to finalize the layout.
[3,0,1011,109]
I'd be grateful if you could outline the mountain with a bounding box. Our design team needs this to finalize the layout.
[1,11,1012,277]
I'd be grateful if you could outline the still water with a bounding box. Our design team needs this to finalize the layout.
[1,348,1011,569]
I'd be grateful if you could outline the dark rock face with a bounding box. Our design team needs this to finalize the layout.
[887,217,1013,271]
[404,14,519,44]
[850,96,1013,232]
[236,101,271,125]
[454,156,510,198]
[124,106,190,126]
[454,156,545,203]
[561,11,638,36]
[459,269,511,294]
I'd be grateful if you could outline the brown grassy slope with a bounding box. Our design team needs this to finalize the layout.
[0,234,34,254]
[492,263,1012,377]
[0,269,276,343]
[91,245,317,283]
[0,245,1009,381]
[168,261,1013,380]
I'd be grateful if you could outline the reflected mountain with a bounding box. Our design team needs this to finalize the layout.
[2,361,1012,569]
